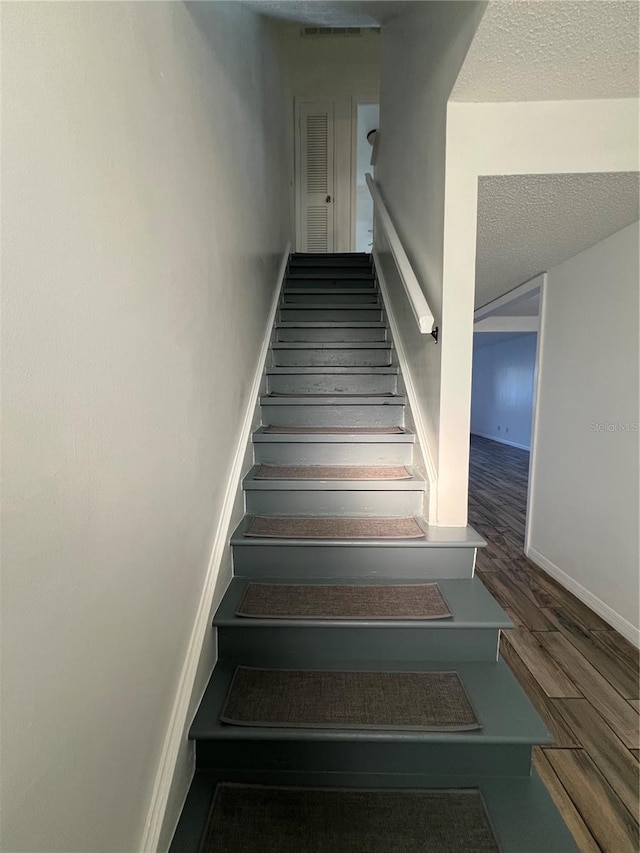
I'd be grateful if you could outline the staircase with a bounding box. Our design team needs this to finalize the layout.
[170,253,579,852]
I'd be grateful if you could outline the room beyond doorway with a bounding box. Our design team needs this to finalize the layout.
[353,102,379,252]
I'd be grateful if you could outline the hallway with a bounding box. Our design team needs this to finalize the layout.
[469,436,639,853]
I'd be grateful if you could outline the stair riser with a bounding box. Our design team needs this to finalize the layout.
[282,293,380,305]
[267,373,397,394]
[288,270,373,278]
[218,627,500,664]
[290,258,371,268]
[244,489,424,517]
[260,404,403,428]
[280,309,383,323]
[276,327,387,342]
[289,262,372,270]
[283,276,377,293]
[253,442,413,466]
[194,740,534,778]
[232,545,476,579]
[272,350,392,367]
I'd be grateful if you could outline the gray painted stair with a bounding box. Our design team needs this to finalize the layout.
[242,464,426,516]
[170,253,580,853]
[279,306,384,322]
[215,577,511,662]
[276,323,388,342]
[282,290,380,303]
[266,367,397,394]
[171,769,579,853]
[231,515,485,578]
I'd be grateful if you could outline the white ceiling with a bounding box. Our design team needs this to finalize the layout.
[242,1,410,26]
[452,1,639,102]
[475,172,640,308]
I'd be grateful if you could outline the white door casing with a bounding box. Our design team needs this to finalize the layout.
[296,100,335,252]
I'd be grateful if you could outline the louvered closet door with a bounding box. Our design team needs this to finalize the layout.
[298,101,335,253]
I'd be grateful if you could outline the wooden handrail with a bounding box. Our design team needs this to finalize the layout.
[366,173,437,338]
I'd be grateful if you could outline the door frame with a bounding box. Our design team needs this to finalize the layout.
[470,272,545,551]
[524,273,547,554]
[294,97,336,252]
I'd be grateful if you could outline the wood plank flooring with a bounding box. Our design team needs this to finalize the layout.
[469,436,639,853]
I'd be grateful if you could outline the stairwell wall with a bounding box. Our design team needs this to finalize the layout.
[1,3,292,852]
[374,2,487,525]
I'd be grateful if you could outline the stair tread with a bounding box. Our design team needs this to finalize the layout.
[287,272,374,279]
[281,304,381,309]
[277,322,386,328]
[215,578,512,630]
[266,366,398,374]
[190,658,551,744]
[243,464,425,491]
[260,394,406,405]
[170,769,579,853]
[252,426,416,443]
[232,516,486,549]
[271,342,389,350]
[284,288,377,294]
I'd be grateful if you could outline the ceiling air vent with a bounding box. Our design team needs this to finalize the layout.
[301,27,364,37]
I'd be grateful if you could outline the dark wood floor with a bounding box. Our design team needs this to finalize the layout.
[468,435,639,853]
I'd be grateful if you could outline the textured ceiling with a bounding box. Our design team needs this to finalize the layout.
[475,172,640,308]
[452,1,639,102]
[243,1,410,26]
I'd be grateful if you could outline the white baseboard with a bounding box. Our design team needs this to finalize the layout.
[526,545,640,648]
[373,249,438,522]
[471,431,530,452]
[140,243,291,853]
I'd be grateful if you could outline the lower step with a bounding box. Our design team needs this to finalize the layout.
[215,577,510,663]
[231,516,483,578]
[242,468,425,516]
[170,770,580,853]
[190,658,550,775]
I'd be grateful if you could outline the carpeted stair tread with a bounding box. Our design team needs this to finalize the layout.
[220,667,480,731]
[253,465,412,481]
[269,392,393,398]
[236,582,452,620]
[245,516,425,540]
[199,784,499,853]
[263,425,405,434]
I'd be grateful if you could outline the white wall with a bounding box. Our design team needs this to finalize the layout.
[374,1,486,524]
[527,223,639,642]
[440,97,639,525]
[471,333,538,450]
[0,4,291,852]
[281,26,379,251]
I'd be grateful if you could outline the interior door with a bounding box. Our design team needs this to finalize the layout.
[297,100,335,253]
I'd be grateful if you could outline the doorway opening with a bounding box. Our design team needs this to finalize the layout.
[353,102,379,252]
[468,279,542,554]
